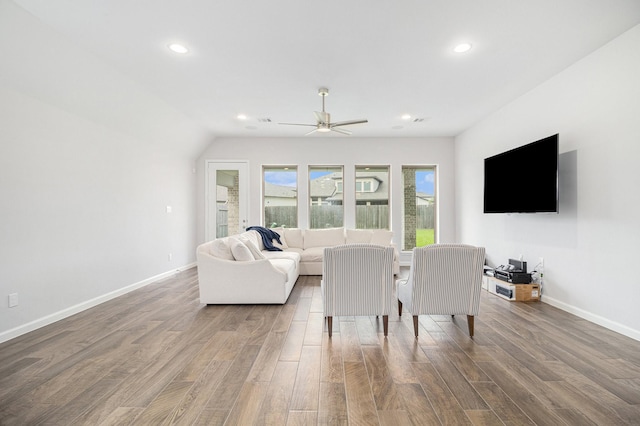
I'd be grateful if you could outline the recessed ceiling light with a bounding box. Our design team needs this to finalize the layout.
[237,114,248,120]
[401,114,412,120]
[168,43,189,54]
[454,43,472,53]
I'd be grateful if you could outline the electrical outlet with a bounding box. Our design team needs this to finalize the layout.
[168,253,173,262]
[9,293,18,308]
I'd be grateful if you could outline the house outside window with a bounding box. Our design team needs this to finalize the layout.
[309,166,343,228]
[402,166,436,250]
[355,166,389,229]
[263,166,297,228]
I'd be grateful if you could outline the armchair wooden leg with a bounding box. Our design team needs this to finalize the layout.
[467,315,474,338]
[412,315,419,338]
[398,300,403,316]
[327,316,333,338]
[383,315,389,337]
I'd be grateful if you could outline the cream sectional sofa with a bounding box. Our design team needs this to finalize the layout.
[196,227,399,304]
[272,227,399,275]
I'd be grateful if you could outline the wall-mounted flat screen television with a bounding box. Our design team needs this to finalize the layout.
[483,134,559,214]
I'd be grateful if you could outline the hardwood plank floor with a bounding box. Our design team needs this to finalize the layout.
[1,267,640,425]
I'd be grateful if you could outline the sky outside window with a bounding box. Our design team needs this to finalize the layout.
[266,170,433,193]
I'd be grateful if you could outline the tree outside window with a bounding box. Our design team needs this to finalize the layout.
[402,166,436,250]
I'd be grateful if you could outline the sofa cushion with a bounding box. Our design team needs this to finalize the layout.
[228,237,254,261]
[300,246,325,263]
[210,239,234,260]
[284,247,303,256]
[371,230,393,245]
[262,250,301,263]
[269,258,298,283]
[346,229,373,243]
[304,228,345,249]
[270,227,288,249]
[239,234,266,259]
[283,228,304,248]
[243,231,262,250]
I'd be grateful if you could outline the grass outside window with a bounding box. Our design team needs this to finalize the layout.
[416,229,434,247]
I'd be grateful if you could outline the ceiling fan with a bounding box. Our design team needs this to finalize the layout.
[279,88,368,135]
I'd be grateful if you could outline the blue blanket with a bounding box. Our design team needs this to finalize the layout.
[246,226,283,251]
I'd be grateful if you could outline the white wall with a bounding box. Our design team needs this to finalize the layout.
[0,1,212,342]
[196,137,456,262]
[455,25,640,340]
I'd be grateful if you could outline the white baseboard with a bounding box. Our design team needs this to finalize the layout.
[542,295,640,342]
[0,263,196,344]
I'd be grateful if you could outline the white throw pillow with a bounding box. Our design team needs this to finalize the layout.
[283,228,304,248]
[270,227,288,249]
[239,235,266,259]
[371,230,393,245]
[210,239,234,260]
[244,231,263,251]
[228,237,255,261]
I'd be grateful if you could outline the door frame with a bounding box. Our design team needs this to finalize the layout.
[205,160,249,241]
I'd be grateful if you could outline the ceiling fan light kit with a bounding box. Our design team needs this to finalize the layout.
[279,88,368,135]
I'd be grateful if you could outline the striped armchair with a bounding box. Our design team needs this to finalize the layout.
[321,244,395,338]
[397,244,485,337]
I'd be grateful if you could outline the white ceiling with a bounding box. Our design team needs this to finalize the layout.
[12,0,640,138]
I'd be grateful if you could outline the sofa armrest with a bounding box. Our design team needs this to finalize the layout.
[197,250,289,303]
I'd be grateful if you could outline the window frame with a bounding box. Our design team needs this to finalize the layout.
[355,165,390,230]
[308,165,344,229]
[262,165,298,228]
[401,165,437,250]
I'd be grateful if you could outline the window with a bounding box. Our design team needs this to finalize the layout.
[355,179,375,193]
[355,166,389,229]
[263,166,297,228]
[309,166,343,228]
[401,166,436,250]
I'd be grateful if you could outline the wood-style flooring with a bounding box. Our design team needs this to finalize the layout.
[1,267,639,425]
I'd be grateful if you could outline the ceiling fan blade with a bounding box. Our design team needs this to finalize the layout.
[282,89,363,135]
[314,111,329,124]
[278,122,317,127]
[331,127,352,135]
[331,119,368,127]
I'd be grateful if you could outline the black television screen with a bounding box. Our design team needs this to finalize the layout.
[484,134,559,213]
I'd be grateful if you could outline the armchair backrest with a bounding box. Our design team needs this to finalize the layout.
[408,244,485,316]
[322,244,395,316]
